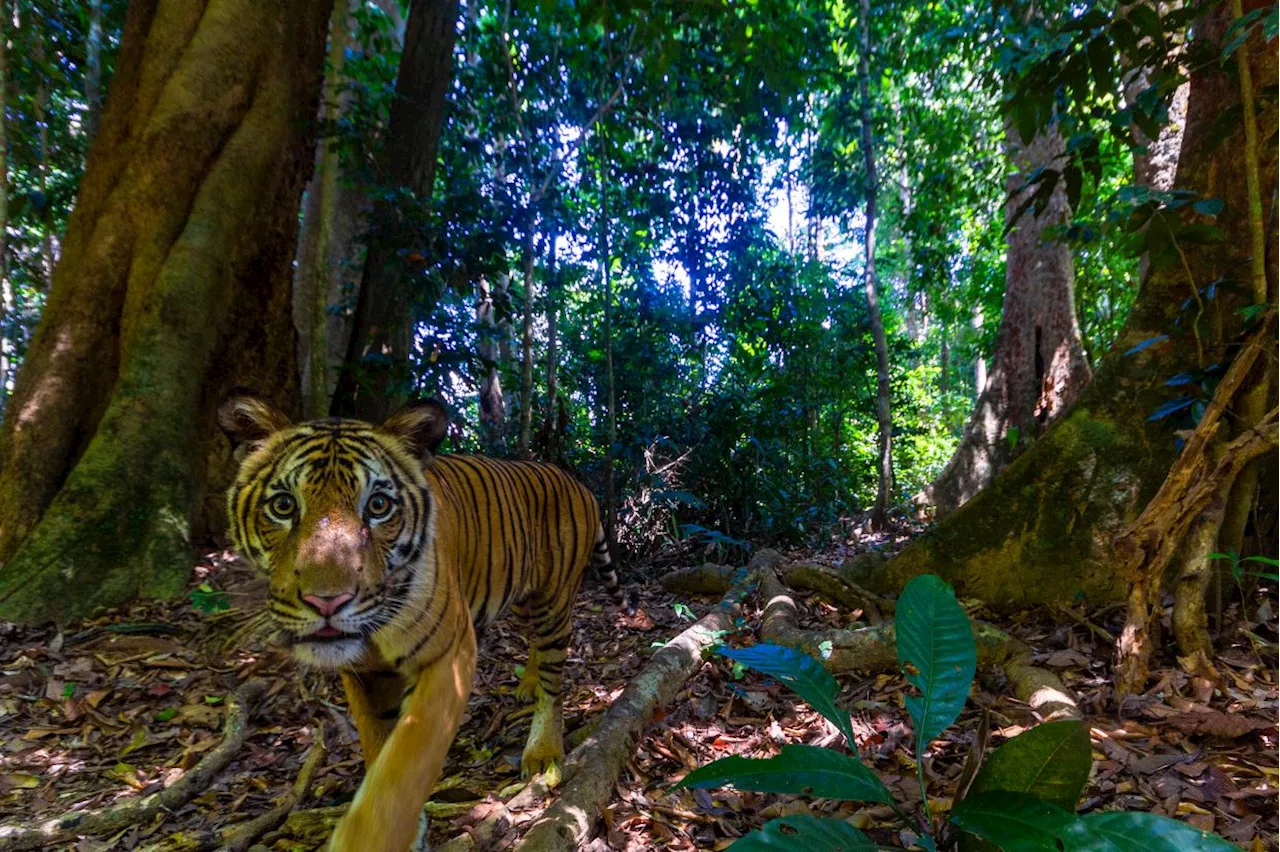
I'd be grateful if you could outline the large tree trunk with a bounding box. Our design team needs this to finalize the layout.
[330,0,459,422]
[0,0,332,625]
[858,3,1277,608]
[858,0,894,531]
[921,123,1091,516]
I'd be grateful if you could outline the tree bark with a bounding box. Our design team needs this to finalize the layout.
[294,0,355,419]
[541,215,561,461]
[34,40,53,291]
[859,3,1276,608]
[858,0,893,531]
[0,3,8,414]
[922,123,1091,517]
[331,0,460,421]
[477,274,509,452]
[0,0,332,625]
[517,225,536,459]
[600,131,617,551]
[85,0,104,144]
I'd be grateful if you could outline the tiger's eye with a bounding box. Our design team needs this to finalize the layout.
[267,493,296,519]
[367,493,394,519]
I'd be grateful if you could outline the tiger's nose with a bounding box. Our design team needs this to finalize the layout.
[302,592,354,617]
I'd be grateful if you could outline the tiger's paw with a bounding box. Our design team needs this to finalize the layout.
[517,731,563,782]
[514,673,541,703]
[520,752,563,786]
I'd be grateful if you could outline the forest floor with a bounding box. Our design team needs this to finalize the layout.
[0,536,1276,851]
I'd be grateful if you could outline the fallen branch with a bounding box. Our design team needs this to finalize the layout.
[513,571,754,852]
[759,567,1078,720]
[0,680,267,852]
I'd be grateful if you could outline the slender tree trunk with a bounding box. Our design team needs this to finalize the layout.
[0,2,8,412]
[922,122,1091,516]
[85,0,104,143]
[477,274,508,451]
[294,0,353,419]
[0,0,332,625]
[600,131,617,551]
[332,0,460,421]
[864,3,1277,608]
[940,335,950,424]
[542,216,560,461]
[34,41,53,291]
[858,0,893,531]
[517,223,535,458]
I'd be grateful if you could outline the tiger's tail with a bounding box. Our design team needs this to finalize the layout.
[592,525,635,614]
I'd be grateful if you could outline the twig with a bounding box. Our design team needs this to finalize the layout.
[217,721,327,852]
[0,680,267,851]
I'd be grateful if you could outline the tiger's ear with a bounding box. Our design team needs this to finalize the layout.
[218,388,293,461]
[381,398,450,459]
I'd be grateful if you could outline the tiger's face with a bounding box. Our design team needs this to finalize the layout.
[218,393,448,669]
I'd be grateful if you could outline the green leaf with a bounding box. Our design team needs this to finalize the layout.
[967,720,1092,810]
[950,791,1077,852]
[1192,198,1224,217]
[674,744,892,804]
[154,707,178,723]
[1068,811,1240,851]
[719,644,856,747]
[896,575,976,748]
[730,815,882,851]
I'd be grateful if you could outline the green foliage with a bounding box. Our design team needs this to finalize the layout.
[895,574,977,748]
[718,642,857,748]
[677,576,1238,850]
[188,583,231,615]
[726,815,881,851]
[675,745,891,804]
[967,719,1092,810]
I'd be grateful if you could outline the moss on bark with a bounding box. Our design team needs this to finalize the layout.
[0,0,332,625]
[861,6,1278,607]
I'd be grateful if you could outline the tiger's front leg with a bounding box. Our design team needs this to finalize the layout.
[328,622,478,852]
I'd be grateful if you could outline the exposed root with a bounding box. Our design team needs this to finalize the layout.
[0,680,267,852]
[759,566,1079,720]
[512,571,755,852]
[781,561,889,624]
[659,562,740,596]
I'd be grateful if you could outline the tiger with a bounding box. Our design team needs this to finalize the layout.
[217,391,623,852]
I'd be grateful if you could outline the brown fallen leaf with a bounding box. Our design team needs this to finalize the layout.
[1166,711,1274,738]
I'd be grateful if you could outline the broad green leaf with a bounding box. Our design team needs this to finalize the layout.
[719,644,856,747]
[950,790,1077,852]
[967,720,1092,810]
[895,575,976,747]
[674,744,892,804]
[730,815,882,851]
[1067,812,1240,852]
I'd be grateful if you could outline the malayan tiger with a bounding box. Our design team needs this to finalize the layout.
[218,391,623,851]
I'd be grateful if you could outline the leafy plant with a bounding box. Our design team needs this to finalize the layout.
[188,583,231,615]
[674,574,1237,851]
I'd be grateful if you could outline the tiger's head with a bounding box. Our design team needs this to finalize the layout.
[218,391,449,668]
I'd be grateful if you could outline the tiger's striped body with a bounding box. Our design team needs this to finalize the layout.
[218,395,617,852]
